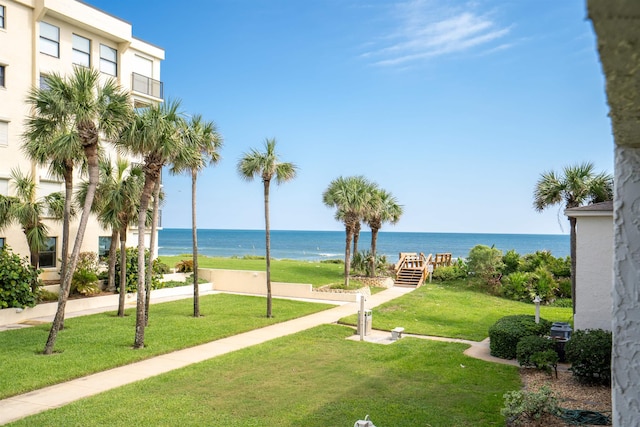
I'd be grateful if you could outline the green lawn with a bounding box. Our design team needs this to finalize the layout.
[160,255,349,287]
[0,294,331,400]
[340,280,573,341]
[8,325,521,427]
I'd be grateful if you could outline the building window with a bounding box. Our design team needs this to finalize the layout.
[98,236,111,261]
[40,22,59,58]
[0,5,5,29]
[72,34,91,67]
[0,121,7,147]
[39,74,50,90]
[39,237,57,268]
[0,238,5,248]
[0,65,4,87]
[0,178,8,195]
[100,44,117,76]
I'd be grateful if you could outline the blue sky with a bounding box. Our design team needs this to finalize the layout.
[87,0,613,234]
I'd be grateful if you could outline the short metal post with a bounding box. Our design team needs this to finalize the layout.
[359,293,365,341]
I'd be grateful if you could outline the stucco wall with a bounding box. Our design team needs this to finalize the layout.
[573,215,613,331]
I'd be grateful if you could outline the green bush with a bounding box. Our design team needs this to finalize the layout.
[530,350,559,375]
[556,277,571,299]
[467,245,504,282]
[37,288,59,303]
[71,252,101,295]
[549,298,572,308]
[501,385,561,426]
[155,260,171,274]
[175,259,193,273]
[488,315,551,359]
[351,250,388,276]
[432,264,466,282]
[530,267,558,303]
[502,249,521,276]
[501,271,532,302]
[114,247,162,293]
[516,335,554,368]
[565,329,612,385]
[0,246,41,308]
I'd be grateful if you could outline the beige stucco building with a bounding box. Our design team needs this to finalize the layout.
[565,201,613,331]
[0,0,164,280]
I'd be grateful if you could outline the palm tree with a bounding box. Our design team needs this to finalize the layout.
[364,188,403,277]
[118,100,184,348]
[0,169,64,267]
[322,176,375,287]
[24,67,132,355]
[170,115,222,317]
[79,158,145,316]
[533,162,613,313]
[237,138,297,318]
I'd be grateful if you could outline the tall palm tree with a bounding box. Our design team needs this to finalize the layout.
[322,176,375,287]
[79,158,145,316]
[0,169,64,267]
[118,100,184,348]
[170,115,222,317]
[364,188,403,277]
[24,67,132,355]
[237,138,297,318]
[533,162,613,313]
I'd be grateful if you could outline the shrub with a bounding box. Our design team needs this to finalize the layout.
[565,329,612,385]
[556,277,571,299]
[501,271,532,302]
[530,350,559,375]
[71,252,101,295]
[502,249,521,276]
[320,259,343,264]
[488,315,551,359]
[38,288,59,303]
[0,245,41,308]
[530,267,558,303]
[114,247,162,293]
[155,260,171,274]
[467,245,504,283]
[351,250,388,276]
[175,259,194,273]
[550,298,572,308]
[516,335,554,368]
[501,385,561,426]
[432,264,466,282]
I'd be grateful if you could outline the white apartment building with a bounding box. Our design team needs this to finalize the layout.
[0,0,164,280]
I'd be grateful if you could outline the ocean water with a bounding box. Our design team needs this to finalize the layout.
[158,229,570,261]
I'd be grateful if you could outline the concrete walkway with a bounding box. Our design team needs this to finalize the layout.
[0,286,521,425]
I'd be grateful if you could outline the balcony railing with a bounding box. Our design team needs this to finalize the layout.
[132,72,163,99]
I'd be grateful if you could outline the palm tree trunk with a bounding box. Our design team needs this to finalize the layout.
[191,169,200,317]
[44,142,99,355]
[344,225,353,288]
[29,244,39,269]
[569,216,577,315]
[118,228,127,317]
[134,174,155,349]
[108,229,119,293]
[145,179,161,326]
[370,228,379,277]
[353,222,361,257]
[264,180,272,318]
[59,165,73,296]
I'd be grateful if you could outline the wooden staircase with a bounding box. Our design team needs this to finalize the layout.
[394,253,432,287]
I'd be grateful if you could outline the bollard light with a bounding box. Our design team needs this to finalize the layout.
[533,295,541,324]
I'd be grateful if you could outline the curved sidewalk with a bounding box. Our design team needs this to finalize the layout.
[0,287,414,425]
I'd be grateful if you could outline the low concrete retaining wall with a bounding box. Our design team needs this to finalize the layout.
[198,268,359,303]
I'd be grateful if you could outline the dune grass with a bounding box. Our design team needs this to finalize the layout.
[0,294,331,400]
[340,279,573,341]
[8,325,520,427]
[159,255,366,287]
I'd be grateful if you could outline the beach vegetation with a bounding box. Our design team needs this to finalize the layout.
[432,258,467,281]
[170,114,222,317]
[466,244,504,285]
[118,99,184,348]
[0,245,41,308]
[350,250,389,277]
[533,162,613,314]
[24,67,133,355]
[237,138,298,318]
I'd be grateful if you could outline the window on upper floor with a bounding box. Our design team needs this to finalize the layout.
[0,5,5,29]
[72,34,91,67]
[0,65,5,87]
[40,22,59,58]
[39,237,57,268]
[0,121,7,147]
[100,44,117,76]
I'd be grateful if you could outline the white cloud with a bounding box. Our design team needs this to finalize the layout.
[362,0,512,67]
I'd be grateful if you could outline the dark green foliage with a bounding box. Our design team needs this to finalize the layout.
[488,315,551,359]
[351,250,388,276]
[520,251,570,278]
[38,288,59,302]
[530,350,559,374]
[114,247,162,293]
[0,245,41,308]
[550,298,572,308]
[175,259,193,273]
[566,329,612,385]
[516,335,554,367]
[467,245,504,282]
[432,264,467,281]
[320,259,343,264]
[154,260,171,274]
[501,271,532,302]
[556,277,571,299]
[71,252,101,295]
[530,267,558,303]
[502,249,521,276]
